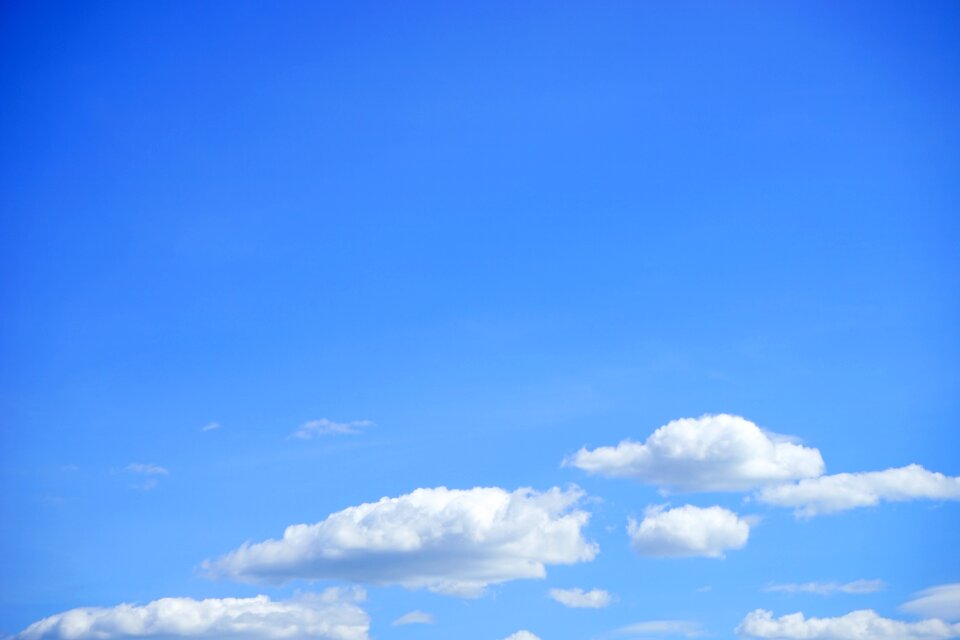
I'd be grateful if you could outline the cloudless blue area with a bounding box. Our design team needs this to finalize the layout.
[1,1,958,637]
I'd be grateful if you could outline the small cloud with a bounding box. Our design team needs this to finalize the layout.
[613,620,703,638]
[628,504,750,559]
[549,587,612,608]
[765,580,886,596]
[126,463,169,476]
[201,422,221,432]
[60,464,80,472]
[292,419,375,440]
[392,610,436,626]
[503,632,541,640]
[696,585,713,593]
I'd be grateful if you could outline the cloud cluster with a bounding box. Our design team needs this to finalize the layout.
[901,584,960,622]
[206,486,597,597]
[737,609,960,639]
[292,419,374,439]
[764,579,885,595]
[15,590,369,640]
[758,465,960,516]
[566,415,824,491]
[628,505,750,558]
[549,587,612,608]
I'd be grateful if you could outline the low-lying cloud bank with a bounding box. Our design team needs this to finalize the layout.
[758,465,960,516]
[566,414,824,492]
[737,608,960,639]
[15,589,369,640]
[206,486,597,597]
[628,504,750,558]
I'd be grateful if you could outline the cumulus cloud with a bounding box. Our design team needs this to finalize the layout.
[206,486,597,597]
[292,419,374,439]
[565,414,823,491]
[758,465,960,516]
[391,610,435,626]
[628,505,750,558]
[15,589,369,640]
[503,632,541,640]
[737,609,960,639]
[613,620,703,637]
[764,579,885,595]
[549,587,612,608]
[901,584,960,622]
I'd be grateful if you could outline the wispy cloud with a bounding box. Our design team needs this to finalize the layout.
[125,463,169,476]
[765,580,885,596]
[612,620,703,638]
[292,419,375,440]
[392,610,436,626]
[900,583,960,622]
[201,421,221,432]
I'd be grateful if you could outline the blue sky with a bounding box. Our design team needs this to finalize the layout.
[1,1,958,638]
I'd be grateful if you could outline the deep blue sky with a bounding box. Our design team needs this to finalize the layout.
[1,2,958,639]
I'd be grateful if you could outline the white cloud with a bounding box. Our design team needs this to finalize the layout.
[549,587,612,608]
[628,505,750,558]
[292,419,374,439]
[206,486,597,597]
[737,609,960,639]
[565,414,823,491]
[15,589,369,640]
[202,422,221,432]
[764,579,886,595]
[503,632,541,640]
[125,463,169,475]
[613,620,703,637]
[901,584,960,622]
[391,610,435,626]
[758,465,960,516]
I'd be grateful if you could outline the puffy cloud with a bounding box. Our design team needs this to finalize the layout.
[548,587,612,608]
[565,415,823,491]
[206,486,597,597]
[737,609,960,639]
[391,610,435,626]
[901,584,960,622]
[628,505,750,558]
[15,589,368,640]
[758,465,960,517]
[503,632,541,640]
[613,620,703,637]
[764,580,886,595]
[292,419,374,439]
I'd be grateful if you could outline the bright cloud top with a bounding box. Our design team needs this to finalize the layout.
[548,587,612,608]
[764,579,886,595]
[901,584,960,622]
[628,504,750,558]
[758,465,960,516]
[15,589,369,640]
[566,414,824,491]
[737,609,960,639]
[502,632,541,640]
[206,486,597,597]
[391,610,436,626]
[292,419,375,439]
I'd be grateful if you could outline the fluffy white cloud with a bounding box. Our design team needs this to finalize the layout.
[628,505,750,558]
[901,584,960,622]
[391,610,435,626]
[764,580,886,595]
[15,589,368,640]
[548,587,612,608]
[206,486,597,597]
[737,609,960,639]
[503,632,541,640]
[613,620,703,637]
[758,465,960,516]
[566,415,823,491]
[292,419,374,439]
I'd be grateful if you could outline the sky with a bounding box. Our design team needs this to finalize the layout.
[1,1,959,639]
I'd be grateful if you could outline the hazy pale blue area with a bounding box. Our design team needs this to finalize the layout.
[1,1,958,638]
